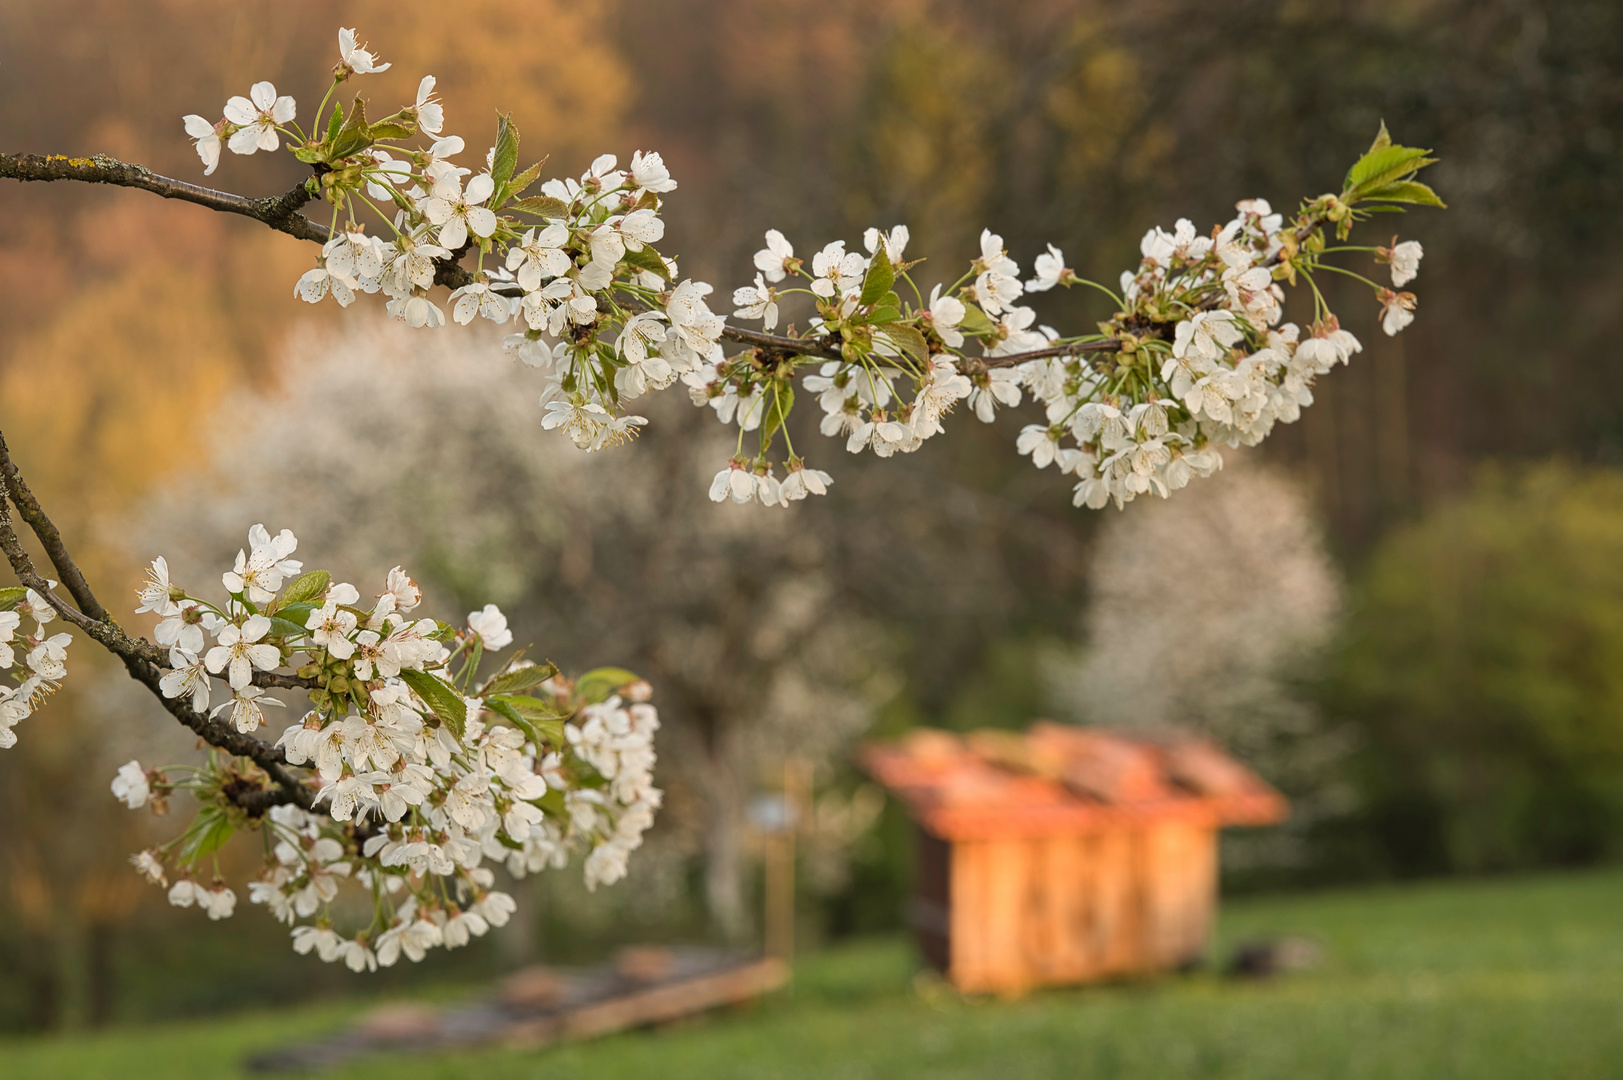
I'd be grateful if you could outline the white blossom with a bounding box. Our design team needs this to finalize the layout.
[223,82,295,155]
[337,27,390,75]
[753,230,796,284]
[111,760,150,810]
[182,115,222,175]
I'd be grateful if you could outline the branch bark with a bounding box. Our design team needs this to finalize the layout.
[0,152,329,244]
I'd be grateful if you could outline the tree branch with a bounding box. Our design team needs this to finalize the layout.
[1,150,1337,397]
[0,432,313,814]
[0,152,329,244]
[0,428,111,621]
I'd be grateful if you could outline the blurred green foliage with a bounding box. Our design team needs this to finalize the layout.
[1326,464,1623,876]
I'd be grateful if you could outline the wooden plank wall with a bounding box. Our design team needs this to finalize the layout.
[941,824,1217,993]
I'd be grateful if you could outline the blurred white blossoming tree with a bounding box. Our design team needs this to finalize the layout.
[0,26,1441,966]
[1047,458,1353,868]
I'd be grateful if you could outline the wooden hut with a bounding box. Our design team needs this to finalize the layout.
[860,722,1287,994]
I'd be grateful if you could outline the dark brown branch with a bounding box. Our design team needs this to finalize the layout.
[0,152,329,244]
[0,436,313,813]
[1,149,1135,371]
[2,150,1342,395]
[978,339,1126,369]
[720,325,843,360]
[0,428,111,621]
[249,670,319,690]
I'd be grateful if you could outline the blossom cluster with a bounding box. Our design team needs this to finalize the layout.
[0,584,71,748]
[118,524,661,969]
[179,29,1443,511]
[702,204,1428,510]
[184,28,716,460]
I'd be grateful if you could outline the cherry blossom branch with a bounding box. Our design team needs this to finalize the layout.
[0,152,1131,371]
[0,428,312,811]
[0,152,329,245]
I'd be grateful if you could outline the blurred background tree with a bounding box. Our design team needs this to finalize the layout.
[1045,459,1353,879]
[1324,464,1623,878]
[2,0,1623,1032]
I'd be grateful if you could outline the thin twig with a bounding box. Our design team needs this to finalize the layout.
[0,428,111,621]
[0,436,312,813]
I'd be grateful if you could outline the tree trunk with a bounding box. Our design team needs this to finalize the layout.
[702,724,751,942]
[85,920,115,1027]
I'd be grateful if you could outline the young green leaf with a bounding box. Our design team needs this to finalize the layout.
[573,666,642,705]
[1360,180,1448,208]
[329,95,373,160]
[400,669,468,740]
[484,696,543,747]
[267,617,309,640]
[762,382,795,444]
[366,120,414,141]
[506,159,545,200]
[1367,120,1392,154]
[176,806,235,866]
[326,102,344,144]
[1344,144,1436,196]
[510,195,571,220]
[880,324,930,366]
[481,659,560,696]
[488,693,567,747]
[958,303,998,338]
[0,586,27,610]
[860,247,895,307]
[278,570,332,607]
[491,112,520,187]
[621,245,670,279]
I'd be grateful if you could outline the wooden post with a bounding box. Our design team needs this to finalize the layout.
[763,759,811,965]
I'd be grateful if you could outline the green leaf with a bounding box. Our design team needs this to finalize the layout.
[762,382,795,444]
[177,806,235,866]
[0,586,27,610]
[574,666,641,705]
[399,669,468,740]
[329,95,373,160]
[272,601,317,626]
[483,696,543,747]
[490,693,568,747]
[1367,120,1392,154]
[509,195,570,219]
[482,659,560,696]
[958,302,998,338]
[1360,180,1448,208]
[881,324,930,366]
[507,159,545,200]
[859,247,895,307]
[292,145,329,165]
[278,571,331,607]
[621,245,670,279]
[366,120,413,141]
[267,617,309,640]
[1344,144,1435,195]
[326,102,344,144]
[866,305,902,325]
[491,113,519,187]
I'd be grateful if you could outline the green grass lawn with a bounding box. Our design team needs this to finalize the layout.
[5,868,1623,1080]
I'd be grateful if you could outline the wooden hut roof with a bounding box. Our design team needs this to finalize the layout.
[859,722,1287,841]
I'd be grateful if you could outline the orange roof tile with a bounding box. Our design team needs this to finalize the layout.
[859,722,1288,841]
